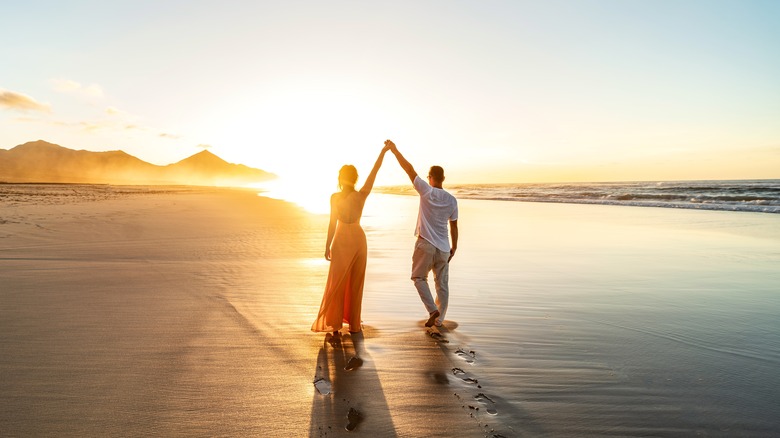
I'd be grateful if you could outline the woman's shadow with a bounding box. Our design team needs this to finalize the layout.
[309,329,398,436]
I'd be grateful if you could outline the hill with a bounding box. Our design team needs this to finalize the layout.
[0,140,276,186]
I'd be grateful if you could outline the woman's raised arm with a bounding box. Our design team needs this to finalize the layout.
[359,144,390,195]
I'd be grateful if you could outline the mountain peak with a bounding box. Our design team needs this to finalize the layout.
[12,139,65,151]
[172,149,230,167]
[1,140,276,185]
[193,149,218,157]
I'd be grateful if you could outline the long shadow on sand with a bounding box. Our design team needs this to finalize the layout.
[309,330,398,437]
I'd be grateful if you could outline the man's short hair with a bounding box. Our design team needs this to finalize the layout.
[428,166,445,182]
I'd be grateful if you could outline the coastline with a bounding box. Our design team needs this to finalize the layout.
[375,179,780,214]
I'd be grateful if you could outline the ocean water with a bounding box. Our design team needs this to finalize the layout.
[376,179,780,214]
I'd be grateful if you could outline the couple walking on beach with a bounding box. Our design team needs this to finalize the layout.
[311,140,459,334]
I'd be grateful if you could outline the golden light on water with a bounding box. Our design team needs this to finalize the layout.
[301,257,329,268]
[250,178,333,214]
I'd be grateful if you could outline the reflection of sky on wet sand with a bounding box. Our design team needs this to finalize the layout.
[358,195,780,435]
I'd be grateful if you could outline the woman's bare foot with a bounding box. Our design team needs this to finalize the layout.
[345,356,363,371]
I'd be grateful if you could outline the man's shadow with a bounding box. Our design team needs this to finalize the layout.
[309,329,398,437]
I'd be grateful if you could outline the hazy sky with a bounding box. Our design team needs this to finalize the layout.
[2,0,779,187]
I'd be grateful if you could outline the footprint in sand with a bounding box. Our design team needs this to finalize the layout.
[426,329,449,343]
[451,367,479,385]
[313,377,332,395]
[344,356,363,371]
[475,393,498,415]
[455,348,476,364]
[345,407,363,431]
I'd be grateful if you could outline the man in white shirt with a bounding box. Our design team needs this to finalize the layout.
[385,140,459,328]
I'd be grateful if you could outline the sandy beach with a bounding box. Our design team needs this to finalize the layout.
[2,184,779,437]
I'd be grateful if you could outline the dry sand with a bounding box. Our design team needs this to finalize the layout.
[1,184,501,437]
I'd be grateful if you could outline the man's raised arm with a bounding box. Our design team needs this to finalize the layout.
[385,139,417,183]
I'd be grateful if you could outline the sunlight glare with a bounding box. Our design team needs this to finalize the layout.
[251,177,333,214]
[301,257,330,268]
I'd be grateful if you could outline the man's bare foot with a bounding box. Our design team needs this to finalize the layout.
[425,310,440,327]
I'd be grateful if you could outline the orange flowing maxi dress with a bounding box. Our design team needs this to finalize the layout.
[311,194,368,333]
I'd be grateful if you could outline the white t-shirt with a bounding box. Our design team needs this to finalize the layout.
[413,175,458,252]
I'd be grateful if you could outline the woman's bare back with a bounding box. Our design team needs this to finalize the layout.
[333,190,367,224]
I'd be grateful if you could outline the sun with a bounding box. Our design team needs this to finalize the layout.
[212,88,400,213]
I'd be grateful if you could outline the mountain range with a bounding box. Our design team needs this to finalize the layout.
[0,140,276,186]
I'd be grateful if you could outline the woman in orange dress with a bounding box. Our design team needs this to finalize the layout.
[311,144,390,333]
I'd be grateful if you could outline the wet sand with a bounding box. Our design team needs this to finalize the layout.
[2,184,779,436]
